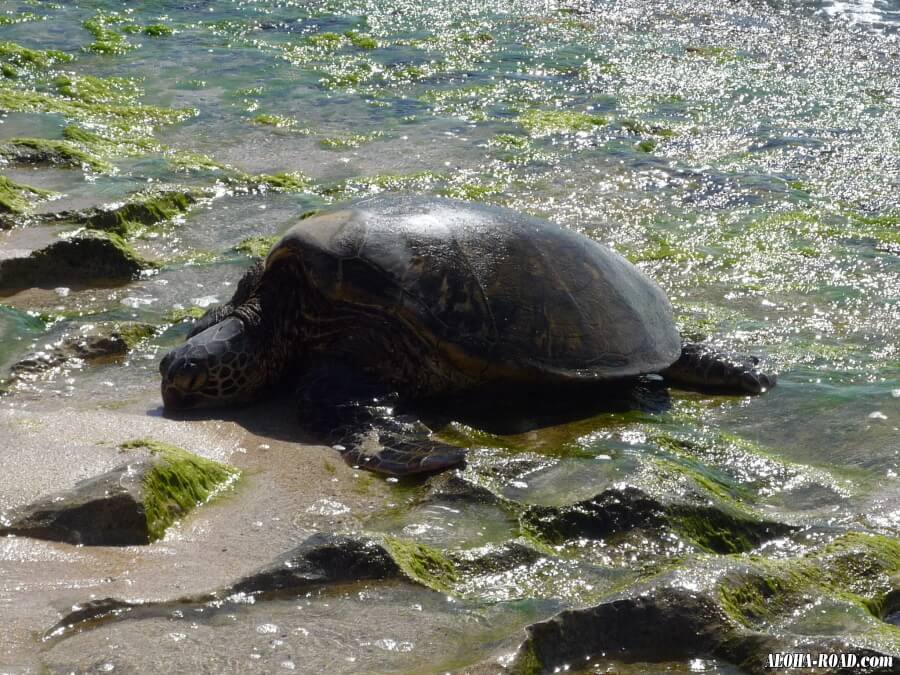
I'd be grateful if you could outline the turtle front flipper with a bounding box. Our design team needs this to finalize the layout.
[661,342,777,394]
[296,364,465,477]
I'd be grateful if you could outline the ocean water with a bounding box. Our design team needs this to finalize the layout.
[0,0,898,672]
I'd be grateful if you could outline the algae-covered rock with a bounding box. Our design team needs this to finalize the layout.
[0,230,154,290]
[521,486,793,553]
[0,175,53,216]
[382,537,460,593]
[0,137,110,172]
[7,321,155,379]
[82,188,204,237]
[512,533,900,674]
[0,439,239,545]
[232,235,279,258]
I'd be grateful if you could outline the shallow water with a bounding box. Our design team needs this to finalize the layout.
[1,0,899,672]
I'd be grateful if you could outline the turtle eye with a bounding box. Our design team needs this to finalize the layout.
[172,359,208,392]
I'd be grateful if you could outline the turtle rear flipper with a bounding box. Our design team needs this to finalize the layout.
[661,342,777,394]
[297,363,466,476]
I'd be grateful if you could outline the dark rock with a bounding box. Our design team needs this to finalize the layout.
[518,588,728,669]
[0,231,154,291]
[520,487,665,544]
[1,442,238,546]
[46,533,404,640]
[1,460,162,546]
[228,533,401,595]
[513,533,900,674]
[8,322,155,378]
[421,472,510,506]
[520,486,793,553]
[449,541,543,576]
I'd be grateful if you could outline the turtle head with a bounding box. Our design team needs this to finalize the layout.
[160,315,268,409]
[160,260,275,410]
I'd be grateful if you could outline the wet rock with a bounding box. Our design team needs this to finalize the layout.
[228,533,402,595]
[82,188,206,237]
[0,137,109,172]
[46,533,405,639]
[7,321,155,378]
[0,174,53,220]
[521,487,664,544]
[420,472,510,506]
[0,230,154,290]
[521,486,793,553]
[517,587,728,671]
[0,440,239,545]
[513,532,900,674]
[449,541,543,576]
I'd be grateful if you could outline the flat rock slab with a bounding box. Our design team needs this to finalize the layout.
[0,441,239,546]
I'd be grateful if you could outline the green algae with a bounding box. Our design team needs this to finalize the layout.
[118,438,240,542]
[319,131,382,149]
[518,108,607,136]
[668,506,788,555]
[163,306,206,324]
[719,533,900,633]
[383,537,458,593]
[0,175,53,214]
[250,172,310,192]
[83,189,200,237]
[83,14,134,56]
[53,73,140,104]
[319,171,441,199]
[344,31,377,50]
[306,32,343,49]
[0,137,110,172]
[140,25,173,38]
[0,41,71,69]
[0,87,195,141]
[251,113,310,133]
[0,231,154,289]
[113,322,157,349]
[233,235,278,258]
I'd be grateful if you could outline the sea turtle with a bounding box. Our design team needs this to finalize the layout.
[160,196,775,475]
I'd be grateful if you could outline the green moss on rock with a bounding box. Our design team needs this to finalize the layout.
[383,537,459,593]
[83,15,134,56]
[0,137,110,172]
[142,25,174,37]
[518,108,607,136]
[54,73,140,104]
[0,231,154,289]
[0,41,71,68]
[85,189,200,236]
[119,439,240,542]
[319,131,382,149]
[0,175,53,214]
[233,235,279,258]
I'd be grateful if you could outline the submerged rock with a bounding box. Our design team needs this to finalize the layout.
[0,439,239,545]
[46,533,406,639]
[513,532,900,674]
[0,137,109,172]
[0,230,154,290]
[228,533,402,594]
[521,486,794,554]
[7,321,155,379]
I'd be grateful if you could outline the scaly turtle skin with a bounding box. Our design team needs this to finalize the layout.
[160,196,776,475]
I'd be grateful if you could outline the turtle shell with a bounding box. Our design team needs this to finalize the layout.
[266,196,681,384]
